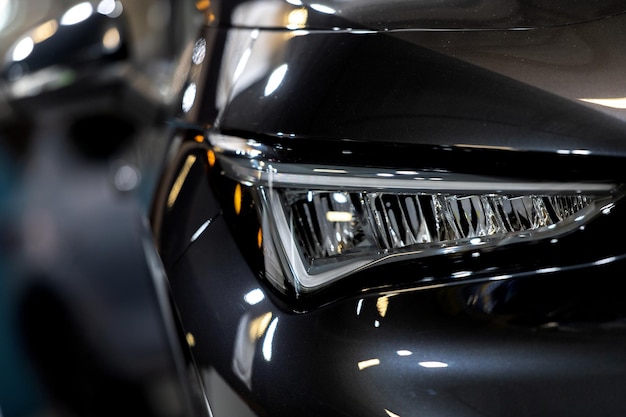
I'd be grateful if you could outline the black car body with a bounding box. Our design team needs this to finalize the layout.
[3,1,626,417]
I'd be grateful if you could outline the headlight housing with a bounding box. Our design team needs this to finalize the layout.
[211,133,618,296]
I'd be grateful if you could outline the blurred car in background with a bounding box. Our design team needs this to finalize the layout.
[4,1,626,417]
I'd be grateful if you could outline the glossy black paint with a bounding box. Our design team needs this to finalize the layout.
[212,0,626,31]
[212,21,626,157]
[159,138,626,416]
[154,1,626,416]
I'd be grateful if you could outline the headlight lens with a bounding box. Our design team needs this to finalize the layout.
[212,134,618,295]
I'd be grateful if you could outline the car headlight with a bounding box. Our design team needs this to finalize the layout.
[211,133,618,296]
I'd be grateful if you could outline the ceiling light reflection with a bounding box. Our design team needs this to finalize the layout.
[580,97,626,109]
[12,37,34,62]
[192,38,207,65]
[356,299,364,315]
[264,64,288,96]
[376,296,389,317]
[61,2,94,25]
[186,332,195,347]
[313,168,347,174]
[244,288,265,305]
[489,274,512,281]
[418,361,448,368]
[594,256,617,266]
[31,20,58,43]
[557,149,591,155]
[182,82,197,112]
[326,211,353,222]
[249,312,272,342]
[97,0,119,15]
[397,350,413,356]
[190,219,211,243]
[262,317,279,361]
[536,266,560,274]
[287,8,308,29]
[601,203,615,215]
[102,27,121,51]
[310,3,336,14]
[232,47,251,82]
[358,358,380,370]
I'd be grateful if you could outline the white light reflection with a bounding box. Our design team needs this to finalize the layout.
[232,47,251,82]
[12,37,34,62]
[419,361,448,368]
[594,256,617,266]
[192,38,207,65]
[190,219,211,243]
[264,64,288,96]
[357,358,380,370]
[452,271,472,279]
[557,149,591,155]
[310,3,336,14]
[244,288,265,305]
[580,97,626,109]
[182,82,197,113]
[98,0,123,17]
[385,409,401,417]
[97,0,115,15]
[356,299,364,315]
[326,211,353,222]
[313,168,347,174]
[61,2,94,25]
[602,203,615,215]
[262,317,278,361]
[332,192,348,203]
[113,164,140,191]
[536,267,560,274]
[489,274,512,281]
[0,0,12,32]
[396,350,413,356]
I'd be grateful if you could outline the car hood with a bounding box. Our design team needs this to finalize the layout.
[222,0,626,31]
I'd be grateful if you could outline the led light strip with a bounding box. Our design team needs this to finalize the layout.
[219,155,615,194]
